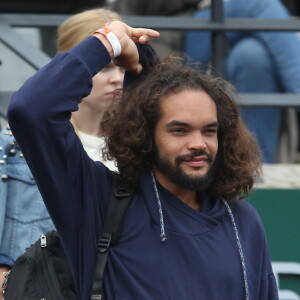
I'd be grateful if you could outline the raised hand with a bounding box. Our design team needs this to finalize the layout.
[93,21,160,74]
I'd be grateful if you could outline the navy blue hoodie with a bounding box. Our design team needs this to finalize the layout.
[8,36,279,300]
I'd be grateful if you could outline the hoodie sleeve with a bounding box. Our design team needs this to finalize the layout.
[254,211,279,300]
[259,272,279,300]
[7,36,112,230]
[256,213,279,300]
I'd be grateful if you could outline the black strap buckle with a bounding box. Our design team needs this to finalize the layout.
[114,187,131,198]
[97,232,112,253]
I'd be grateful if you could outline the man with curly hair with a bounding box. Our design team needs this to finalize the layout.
[8,21,278,300]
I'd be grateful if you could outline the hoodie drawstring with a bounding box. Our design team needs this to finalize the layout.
[222,199,249,300]
[151,171,167,242]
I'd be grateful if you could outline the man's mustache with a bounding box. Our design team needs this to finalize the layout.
[176,150,214,164]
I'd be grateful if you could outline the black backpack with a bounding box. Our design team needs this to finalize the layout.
[3,173,134,300]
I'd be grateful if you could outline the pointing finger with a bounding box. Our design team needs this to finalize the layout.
[130,27,160,39]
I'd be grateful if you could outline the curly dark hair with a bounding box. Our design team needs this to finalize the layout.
[101,55,262,200]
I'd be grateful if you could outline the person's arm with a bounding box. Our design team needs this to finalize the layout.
[8,36,112,229]
[8,22,159,229]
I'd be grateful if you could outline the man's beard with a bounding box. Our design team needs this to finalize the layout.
[153,148,217,191]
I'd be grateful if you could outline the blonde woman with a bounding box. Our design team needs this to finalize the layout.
[57,8,124,167]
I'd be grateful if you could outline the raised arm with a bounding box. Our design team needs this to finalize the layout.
[7,21,159,229]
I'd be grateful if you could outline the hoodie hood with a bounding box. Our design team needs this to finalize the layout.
[139,172,227,236]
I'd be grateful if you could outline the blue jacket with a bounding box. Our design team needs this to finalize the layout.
[8,36,279,300]
[0,127,55,265]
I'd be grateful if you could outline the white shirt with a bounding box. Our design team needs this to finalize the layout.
[77,130,118,172]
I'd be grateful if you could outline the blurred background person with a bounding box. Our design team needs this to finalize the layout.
[184,0,300,163]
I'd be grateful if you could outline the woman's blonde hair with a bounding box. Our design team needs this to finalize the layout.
[57,8,122,53]
[56,8,122,131]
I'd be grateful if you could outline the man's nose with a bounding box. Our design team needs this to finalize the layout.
[187,132,207,151]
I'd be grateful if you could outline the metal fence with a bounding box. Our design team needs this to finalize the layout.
[1,0,300,117]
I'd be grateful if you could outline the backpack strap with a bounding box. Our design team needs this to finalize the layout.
[91,172,134,300]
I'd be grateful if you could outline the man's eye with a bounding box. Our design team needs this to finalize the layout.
[204,128,217,134]
[170,128,186,134]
